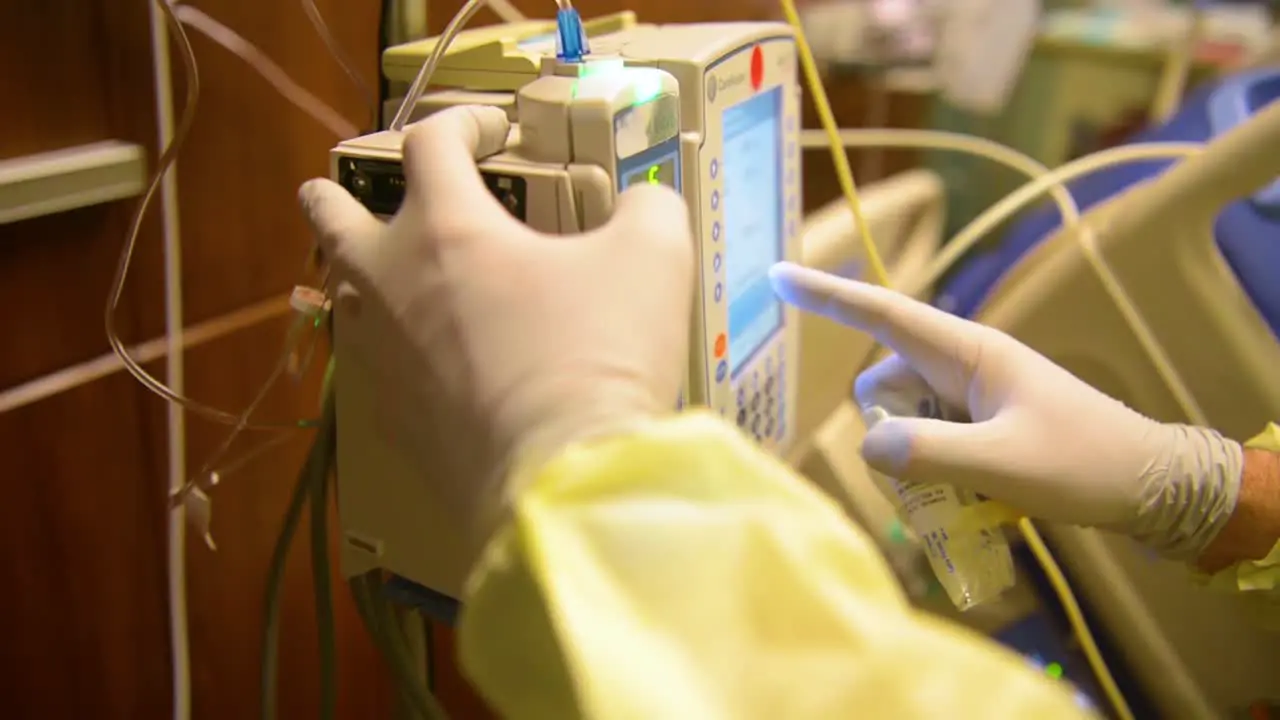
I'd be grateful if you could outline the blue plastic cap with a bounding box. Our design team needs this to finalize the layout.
[555,8,590,62]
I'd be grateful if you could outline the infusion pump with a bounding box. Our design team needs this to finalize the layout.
[330,23,803,605]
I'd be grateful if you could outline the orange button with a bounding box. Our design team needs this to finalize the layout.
[714,333,727,358]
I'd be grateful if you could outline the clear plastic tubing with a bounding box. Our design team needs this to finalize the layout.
[861,393,1015,610]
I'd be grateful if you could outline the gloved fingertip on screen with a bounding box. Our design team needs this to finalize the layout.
[768,261,816,306]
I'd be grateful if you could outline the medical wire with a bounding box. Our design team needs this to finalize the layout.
[354,570,449,720]
[830,139,1207,427]
[922,140,1210,429]
[779,0,888,286]
[176,6,360,140]
[1151,4,1208,124]
[173,316,310,510]
[805,134,1209,432]
[310,404,338,720]
[259,401,321,720]
[780,3,1136,718]
[260,360,343,720]
[147,2,191,718]
[391,0,491,131]
[918,141,1202,295]
[110,1,323,431]
[798,127,1083,230]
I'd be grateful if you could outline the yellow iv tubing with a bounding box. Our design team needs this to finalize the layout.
[773,2,1224,719]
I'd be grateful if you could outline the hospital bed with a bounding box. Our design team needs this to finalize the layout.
[801,68,1280,717]
[953,67,1280,718]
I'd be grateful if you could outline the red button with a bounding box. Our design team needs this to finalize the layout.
[750,46,764,90]
[714,333,727,358]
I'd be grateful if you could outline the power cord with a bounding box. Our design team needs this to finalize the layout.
[259,377,334,720]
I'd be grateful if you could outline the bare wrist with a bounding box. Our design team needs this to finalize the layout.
[1196,448,1280,574]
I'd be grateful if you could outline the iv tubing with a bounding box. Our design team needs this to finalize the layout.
[390,0,490,131]
[1151,5,1207,123]
[798,127,1083,230]
[310,411,337,720]
[920,140,1210,429]
[779,0,888,285]
[112,1,317,430]
[917,141,1203,296]
[804,134,1207,426]
[148,2,191,717]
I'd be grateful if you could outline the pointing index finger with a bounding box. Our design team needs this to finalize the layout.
[769,261,986,375]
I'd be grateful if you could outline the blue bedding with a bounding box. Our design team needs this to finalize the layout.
[935,68,1280,341]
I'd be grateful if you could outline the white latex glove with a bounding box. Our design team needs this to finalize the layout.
[770,262,1243,561]
[299,106,694,550]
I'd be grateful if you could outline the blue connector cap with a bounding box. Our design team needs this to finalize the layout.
[555,8,590,63]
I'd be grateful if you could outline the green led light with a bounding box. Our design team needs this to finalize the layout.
[887,519,908,544]
[632,76,662,105]
[1045,662,1064,680]
[580,59,624,78]
[647,165,660,185]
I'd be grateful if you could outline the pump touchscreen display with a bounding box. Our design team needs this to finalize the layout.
[724,86,784,376]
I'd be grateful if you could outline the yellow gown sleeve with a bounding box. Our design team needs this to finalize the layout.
[456,412,1096,719]
[1200,423,1280,623]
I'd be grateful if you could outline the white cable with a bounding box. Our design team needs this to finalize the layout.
[148,2,191,719]
[391,0,489,131]
[915,141,1203,297]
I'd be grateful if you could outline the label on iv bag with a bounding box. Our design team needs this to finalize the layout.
[862,403,1015,608]
[934,0,1041,115]
[872,472,988,571]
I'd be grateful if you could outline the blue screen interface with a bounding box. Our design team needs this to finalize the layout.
[723,86,784,376]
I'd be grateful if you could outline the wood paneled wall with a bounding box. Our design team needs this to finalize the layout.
[0,1,924,718]
[0,1,390,718]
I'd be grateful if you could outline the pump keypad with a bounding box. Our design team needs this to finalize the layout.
[734,342,787,445]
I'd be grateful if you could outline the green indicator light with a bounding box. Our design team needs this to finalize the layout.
[887,519,908,544]
[631,73,662,105]
[580,59,624,78]
[647,165,660,185]
[1045,662,1064,680]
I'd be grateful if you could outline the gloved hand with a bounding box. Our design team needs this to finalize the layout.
[770,262,1243,562]
[299,106,694,553]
